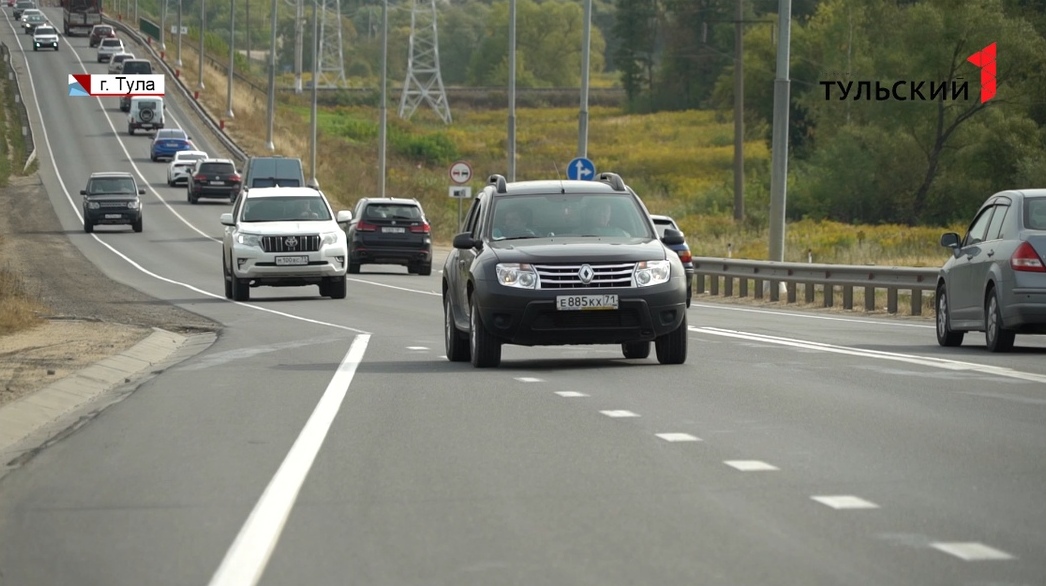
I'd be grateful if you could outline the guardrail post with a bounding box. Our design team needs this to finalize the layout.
[864,286,875,311]
[754,279,763,299]
[724,276,734,297]
[805,282,815,303]
[786,281,796,303]
[911,289,922,316]
[887,288,899,313]
[710,275,720,296]
[843,286,853,310]
[739,277,748,298]
[823,284,834,307]
[769,280,780,302]
[696,273,705,294]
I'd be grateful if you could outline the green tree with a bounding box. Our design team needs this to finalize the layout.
[613,0,659,104]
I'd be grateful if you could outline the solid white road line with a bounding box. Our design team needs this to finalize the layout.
[724,460,779,471]
[930,542,1015,561]
[691,326,1046,385]
[655,433,702,442]
[810,495,879,510]
[208,334,371,586]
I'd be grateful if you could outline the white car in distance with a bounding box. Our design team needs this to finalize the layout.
[108,52,136,73]
[220,187,352,301]
[31,24,58,51]
[96,37,124,63]
[167,150,208,186]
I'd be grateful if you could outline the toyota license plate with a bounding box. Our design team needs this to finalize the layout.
[382,227,405,233]
[556,294,618,311]
[275,256,308,266]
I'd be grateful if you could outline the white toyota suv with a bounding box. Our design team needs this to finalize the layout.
[220,186,352,301]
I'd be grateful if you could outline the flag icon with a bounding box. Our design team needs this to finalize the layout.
[68,74,89,97]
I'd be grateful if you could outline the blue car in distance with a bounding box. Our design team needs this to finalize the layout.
[150,128,194,162]
[651,214,694,307]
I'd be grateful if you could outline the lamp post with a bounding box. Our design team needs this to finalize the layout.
[198,0,206,90]
[265,0,277,151]
[160,0,166,51]
[506,0,516,181]
[378,0,387,197]
[768,0,792,263]
[577,0,591,159]
[175,0,182,66]
[226,0,234,118]
[309,0,318,185]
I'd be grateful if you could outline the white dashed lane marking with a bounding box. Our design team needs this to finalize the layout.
[406,346,429,351]
[930,542,1015,561]
[555,391,589,398]
[811,495,879,510]
[514,377,543,383]
[600,410,640,418]
[724,460,779,471]
[655,433,702,442]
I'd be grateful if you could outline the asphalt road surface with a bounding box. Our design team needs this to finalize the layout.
[1,10,1045,586]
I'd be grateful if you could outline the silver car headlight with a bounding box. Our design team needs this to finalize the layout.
[633,260,671,287]
[320,231,342,246]
[87,201,100,209]
[236,232,262,247]
[496,263,538,289]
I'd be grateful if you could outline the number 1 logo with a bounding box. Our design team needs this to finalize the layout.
[966,42,997,103]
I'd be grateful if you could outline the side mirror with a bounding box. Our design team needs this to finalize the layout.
[940,232,960,248]
[79,189,86,195]
[452,232,476,250]
[220,213,235,226]
[335,210,353,224]
[661,228,685,246]
[138,189,145,195]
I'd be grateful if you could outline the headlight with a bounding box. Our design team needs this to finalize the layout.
[127,200,140,209]
[236,232,262,247]
[320,231,341,246]
[495,263,538,289]
[87,201,100,209]
[633,260,671,287]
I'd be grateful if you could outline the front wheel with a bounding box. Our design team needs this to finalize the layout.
[327,275,347,299]
[132,217,143,233]
[985,289,1015,352]
[935,286,964,347]
[655,314,688,365]
[444,295,470,362]
[469,296,501,368]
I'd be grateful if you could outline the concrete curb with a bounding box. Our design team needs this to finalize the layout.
[0,327,217,459]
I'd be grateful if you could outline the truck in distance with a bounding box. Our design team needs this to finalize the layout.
[62,0,101,36]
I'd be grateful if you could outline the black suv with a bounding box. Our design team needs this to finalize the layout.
[119,60,153,111]
[442,172,689,368]
[187,158,241,203]
[346,197,433,275]
[81,172,145,233]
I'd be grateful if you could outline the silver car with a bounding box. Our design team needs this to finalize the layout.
[108,52,135,73]
[96,37,124,63]
[936,189,1046,351]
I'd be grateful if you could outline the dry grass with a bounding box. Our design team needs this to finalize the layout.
[0,237,45,335]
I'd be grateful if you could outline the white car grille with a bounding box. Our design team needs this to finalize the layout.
[261,234,320,253]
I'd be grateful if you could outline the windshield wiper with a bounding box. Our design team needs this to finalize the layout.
[501,235,543,241]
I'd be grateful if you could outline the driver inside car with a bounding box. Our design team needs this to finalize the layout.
[493,207,537,239]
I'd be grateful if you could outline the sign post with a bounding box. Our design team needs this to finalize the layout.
[449,160,473,230]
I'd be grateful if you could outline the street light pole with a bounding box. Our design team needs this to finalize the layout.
[198,0,206,89]
[226,0,234,118]
[733,0,744,222]
[175,0,182,66]
[266,0,277,151]
[768,0,792,262]
[378,0,387,198]
[577,0,591,159]
[293,0,303,93]
[160,0,166,51]
[309,0,318,186]
[507,0,516,181]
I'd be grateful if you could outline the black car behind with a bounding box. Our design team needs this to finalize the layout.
[81,172,144,233]
[347,197,433,275]
[187,158,241,203]
[442,173,688,368]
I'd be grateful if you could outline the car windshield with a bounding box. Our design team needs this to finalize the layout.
[122,62,151,74]
[489,194,653,240]
[16,1,34,7]
[135,100,158,110]
[363,203,422,221]
[94,26,112,34]
[176,153,205,162]
[241,196,331,222]
[88,177,136,195]
[101,39,122,47]
[199,162,235,174]
[1024,197,1046,230]
[27,14,43,21]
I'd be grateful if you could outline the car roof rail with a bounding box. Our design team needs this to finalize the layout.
[489,174,508,194]
[597,172,626,192]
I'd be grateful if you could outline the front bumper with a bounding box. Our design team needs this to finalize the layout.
[230,243,349,285]
[473,280,687,346]
[34,40,57,48]
[191,183,240,198]
[85,208,141,225]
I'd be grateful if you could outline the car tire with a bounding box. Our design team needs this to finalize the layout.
[444,294,470,362]
[128,126,134,136]
[418,263,432,276]
[985,288,1015,352]
[189,194,198,205]
[132,217,143,233]
[231,274,250,301]
[327,275,347,299]
[686,282,692,308]
[469,296,501,368]
[935,285,964,347]
[621,341,651,359]
[348,262,360,274]
[222,256,233,299]
[83,220,93,234]
[406,265,417,275]
[655,314,688,365]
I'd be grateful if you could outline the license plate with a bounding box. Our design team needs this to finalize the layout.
[275,255,308,266]
[105,213,122,219]
[556,294,619,311]
[382,227,405,233]
[210,181,224,185]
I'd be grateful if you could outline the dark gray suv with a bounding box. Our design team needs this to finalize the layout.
[346,197,433,275]
[81,172,145,233]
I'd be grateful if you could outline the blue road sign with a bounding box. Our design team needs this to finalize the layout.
[567,157,596,181]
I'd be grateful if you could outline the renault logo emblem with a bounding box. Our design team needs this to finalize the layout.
[578,264,594,284]
[284,236,299,249]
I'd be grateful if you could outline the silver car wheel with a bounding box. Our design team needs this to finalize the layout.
[469,302,477,358]
[987,296,998,344]
[937,292,947,338]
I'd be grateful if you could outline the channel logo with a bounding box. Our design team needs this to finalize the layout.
[68,74,165,97]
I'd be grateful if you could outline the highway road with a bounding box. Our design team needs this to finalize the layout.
[1,9,1045,585]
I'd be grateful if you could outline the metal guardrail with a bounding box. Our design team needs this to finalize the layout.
[1,42,36,173]
[102,16,248,166]
[693,257,939,316]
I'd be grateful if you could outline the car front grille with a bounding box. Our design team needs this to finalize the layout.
[261,234,320,253]
[533,262,635,289]
[99,201,131,208]
[531,309,641,330]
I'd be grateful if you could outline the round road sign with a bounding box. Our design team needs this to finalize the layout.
[450,161,473,185]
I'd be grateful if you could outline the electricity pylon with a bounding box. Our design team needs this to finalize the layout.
[317,0,346,87]
[399,0,451,123]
